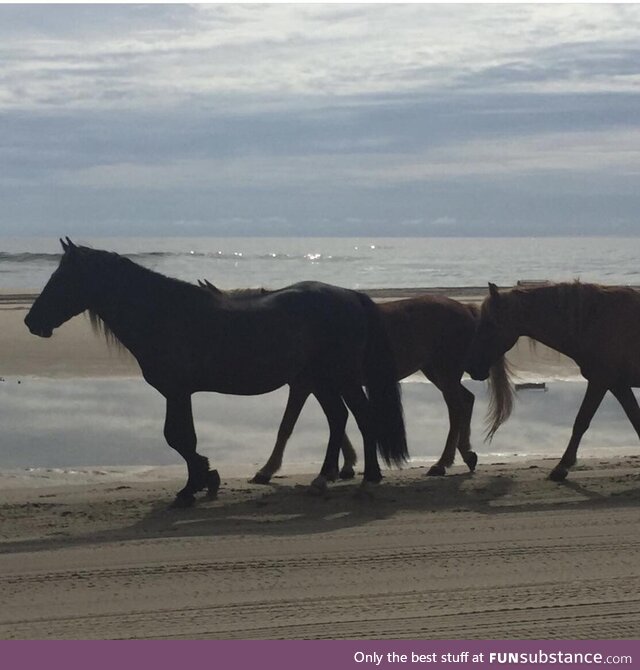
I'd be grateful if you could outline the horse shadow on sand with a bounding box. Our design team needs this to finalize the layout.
[2,463,639,556]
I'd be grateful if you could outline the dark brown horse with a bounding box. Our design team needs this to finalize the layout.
[467,281,640,481]
[24,239,407,506]
[198,281,514,483]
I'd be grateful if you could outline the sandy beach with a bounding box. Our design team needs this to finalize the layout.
[1,290,639,640]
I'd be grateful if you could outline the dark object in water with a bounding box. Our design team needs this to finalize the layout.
[515,382,547,392]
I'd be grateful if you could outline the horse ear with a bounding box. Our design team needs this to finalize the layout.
[60,237,78,254]
[488,282,500,299]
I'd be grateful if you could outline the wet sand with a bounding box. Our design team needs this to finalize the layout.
[1,289,638,640]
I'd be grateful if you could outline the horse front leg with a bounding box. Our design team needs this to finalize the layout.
[456,385,477,472]
[251,384,310,484]
[164,394,215,507]
[426,371,464,476]
[339,433,358,480]
[549,380,607,482]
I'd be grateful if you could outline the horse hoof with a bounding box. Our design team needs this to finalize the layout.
[206,470,221,499]
[339,466,355,480]
[426,464,446,477]
[549,466,569,482]
[465,452,478,472]
[250,471,272,485]
[363,470,383,484]
[308,476,328,496]
[170,493,196,509]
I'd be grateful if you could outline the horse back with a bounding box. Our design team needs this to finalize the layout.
[379,295,476,378]
[172,281,370,393]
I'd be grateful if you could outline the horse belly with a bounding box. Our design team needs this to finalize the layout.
[195,342,305,395]
[383,300,472,380]
[194,358,293,395]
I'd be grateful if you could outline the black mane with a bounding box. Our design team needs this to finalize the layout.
[78,246,208,350]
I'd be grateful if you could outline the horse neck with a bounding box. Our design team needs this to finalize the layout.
[88,261,183,355]
[508,289,580,360]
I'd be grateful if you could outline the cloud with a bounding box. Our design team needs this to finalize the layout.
[2,5,640,235]
[3,5,640,112]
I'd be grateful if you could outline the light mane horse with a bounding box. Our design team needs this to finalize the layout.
[24,239,408,507]
[467,281,640,481]
[198,280,514,482]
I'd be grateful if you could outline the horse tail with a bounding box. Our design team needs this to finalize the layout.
[358,294,408,466]
[484,353,515,441]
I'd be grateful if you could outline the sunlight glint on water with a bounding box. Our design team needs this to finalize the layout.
[1,236,639,291]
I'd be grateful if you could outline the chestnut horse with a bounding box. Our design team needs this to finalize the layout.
[467,281,640,481]
[198,281,514,483]
[25,239,407,507]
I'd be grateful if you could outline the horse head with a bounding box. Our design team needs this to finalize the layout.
[24,238,92,338]
[467,282,519,381]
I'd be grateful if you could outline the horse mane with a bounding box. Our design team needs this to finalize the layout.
[76,245,208,353]
[484,280,608,338]
[87,310,128,354]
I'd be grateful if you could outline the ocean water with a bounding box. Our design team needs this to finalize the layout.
[1,236,639,291]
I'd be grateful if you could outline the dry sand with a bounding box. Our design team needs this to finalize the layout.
[2,462,640,639]
[1,290,638,640]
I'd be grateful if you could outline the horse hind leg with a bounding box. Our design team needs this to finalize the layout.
[549,380,607,481]
[164,394,211,507]
[251,385,310,485]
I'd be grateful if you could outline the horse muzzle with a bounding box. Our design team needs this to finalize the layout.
[24,315,53,338]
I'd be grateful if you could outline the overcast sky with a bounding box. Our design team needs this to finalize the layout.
[2,3,640,237]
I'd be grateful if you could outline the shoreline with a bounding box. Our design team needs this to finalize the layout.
[2,449,639,490]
